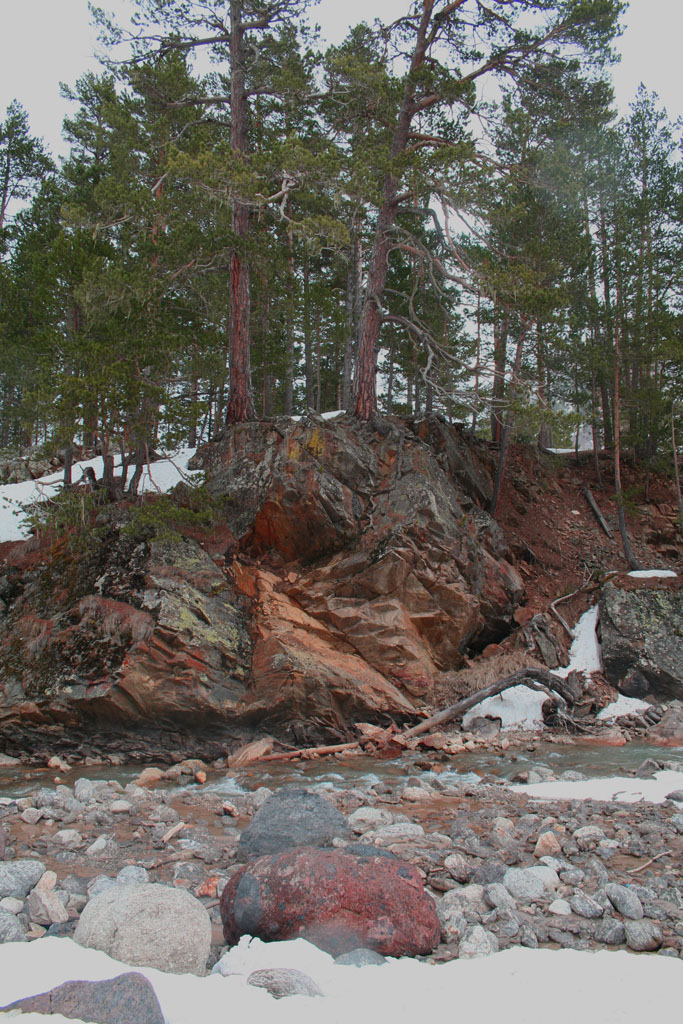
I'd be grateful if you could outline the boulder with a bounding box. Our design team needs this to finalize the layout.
[220,845,441,957]
[599,577,683,702]
[238,787,350,860]
[0,973,165,1024]
[0,908,26,943]
[74,883,211,975]
[0,859,45,899]
[648,702,683,745]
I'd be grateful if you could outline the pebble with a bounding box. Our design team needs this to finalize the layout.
[548,899,572,916]
[459,925,499,959]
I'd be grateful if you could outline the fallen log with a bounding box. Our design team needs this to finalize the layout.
[583,488,614,538]
[400,667,577,739]
[257,741,362,762]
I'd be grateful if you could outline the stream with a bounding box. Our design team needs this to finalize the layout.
[1,739,681,802]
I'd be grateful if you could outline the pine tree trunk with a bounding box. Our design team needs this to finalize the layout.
[491,306,508,443]
[225,1,255,424]
[613,299,642,570]
[353,2,435,420]
[672,405,683,538]
[490,318,529,518]
[303,254,314,409]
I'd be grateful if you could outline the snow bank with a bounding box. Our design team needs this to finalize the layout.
[0,449,200,544]
[1,935,682,1024]
[555,604,602,677]
[597,695,651,722]
[512,768,683,804]
[462,685,547,731]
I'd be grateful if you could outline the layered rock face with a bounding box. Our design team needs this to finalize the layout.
[0,415,523,755]
[599,576,683,702]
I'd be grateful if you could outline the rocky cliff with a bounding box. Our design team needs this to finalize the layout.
[0,415,524,759]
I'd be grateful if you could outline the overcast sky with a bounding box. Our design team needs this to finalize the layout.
[1,0,682,160]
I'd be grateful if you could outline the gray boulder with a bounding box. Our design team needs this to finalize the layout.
[74,883,211,975]
[0,908,26,943]
[238,786,350,859]
[604,883,644,920]
[247,968,323,999]
[599,579,683,701]
[624,919,663,952]
[0,859,45,899]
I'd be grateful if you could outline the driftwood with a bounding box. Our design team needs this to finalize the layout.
[401,667,580,740]
[257,741,362,762]
[226,664,592,767]
[583,488,614,538]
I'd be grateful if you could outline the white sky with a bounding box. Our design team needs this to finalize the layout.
[1,0,682,161]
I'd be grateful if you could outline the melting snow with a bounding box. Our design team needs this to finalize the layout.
[1,935,682,1024]
[512,768,683,804]
[627,569,677,579]
[0,449,200,544]
[597,694,651,722]
[462,685,547,731]
[555,605,602,677]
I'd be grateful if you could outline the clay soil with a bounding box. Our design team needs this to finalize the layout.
[495,444,681,622]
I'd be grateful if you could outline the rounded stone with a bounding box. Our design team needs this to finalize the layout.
[238,787,350,859]
[458,925,499,959]
[247,968,323,999]
[74,883,211,975]
[570,890,604,919]
[335,947,387,966]
[624,919,663,952]
[604,883,644,920]
[0,908,26,943]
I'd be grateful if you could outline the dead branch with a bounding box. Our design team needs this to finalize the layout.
[549,571,596,639]
[401,667,576,739]
[627,851,668,875]
[583,488,614,538]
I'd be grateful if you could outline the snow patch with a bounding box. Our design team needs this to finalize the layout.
[597,695,651,722]
[627,569,677,579]
[0,449,201,544]
[555,605,602,678]
[512,769,683,804]
[462,684,547,731]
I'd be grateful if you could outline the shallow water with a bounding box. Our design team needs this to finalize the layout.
[1,740,681,800]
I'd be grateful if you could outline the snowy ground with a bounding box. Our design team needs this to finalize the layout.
[0,934,681,1024]
[0,449,200,544]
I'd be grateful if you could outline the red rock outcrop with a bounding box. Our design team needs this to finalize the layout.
[0,415,524,756]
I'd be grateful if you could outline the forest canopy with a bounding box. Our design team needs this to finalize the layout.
[1,0,681,503]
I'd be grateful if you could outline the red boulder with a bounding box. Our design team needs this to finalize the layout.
[220,845,440,957]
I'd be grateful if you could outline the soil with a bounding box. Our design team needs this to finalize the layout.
[495,445,681,617]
